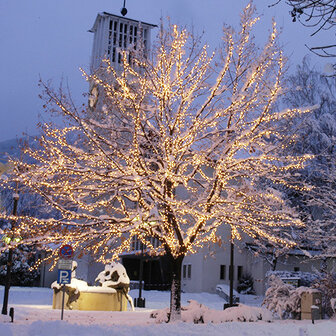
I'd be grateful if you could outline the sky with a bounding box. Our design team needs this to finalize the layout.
[0,0,331,142]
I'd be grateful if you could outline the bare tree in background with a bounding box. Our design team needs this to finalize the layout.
[272,0,336,59]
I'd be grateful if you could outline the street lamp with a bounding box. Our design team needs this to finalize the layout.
[224,229,238,310]
[1,191,19,315]
[121,0,127,16]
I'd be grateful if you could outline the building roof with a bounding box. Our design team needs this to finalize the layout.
[89,12,157,33]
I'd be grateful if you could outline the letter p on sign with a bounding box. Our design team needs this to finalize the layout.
[57,269,71,284]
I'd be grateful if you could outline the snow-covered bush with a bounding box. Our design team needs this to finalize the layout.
[150,300,272,324]
[263,275,308,319]
[312,271,336,317]
[237,273,256,295]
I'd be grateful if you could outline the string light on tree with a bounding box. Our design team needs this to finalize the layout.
[0,3,313,322]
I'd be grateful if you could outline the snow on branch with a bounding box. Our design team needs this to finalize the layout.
[1,4,312,264]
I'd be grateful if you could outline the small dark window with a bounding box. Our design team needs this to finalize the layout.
[183,264,192,279]
[187,264,191,279]
[237,266,243,280]
[220,265,226,280]
[294,267,300,272]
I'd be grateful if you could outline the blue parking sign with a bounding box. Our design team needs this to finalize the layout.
[57,269,71,284]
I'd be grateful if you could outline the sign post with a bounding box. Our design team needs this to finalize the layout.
[57,245,74,320]
[57,269,71,320]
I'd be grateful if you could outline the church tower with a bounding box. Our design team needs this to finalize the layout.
[89,12,156,72]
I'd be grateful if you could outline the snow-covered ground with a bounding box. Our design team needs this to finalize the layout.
[0,286,335,336]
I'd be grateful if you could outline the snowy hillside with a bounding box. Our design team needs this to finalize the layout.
[0,138,20,163]
[0,137,36,163]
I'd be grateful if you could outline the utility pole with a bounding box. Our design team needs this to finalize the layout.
[2,191,19,315]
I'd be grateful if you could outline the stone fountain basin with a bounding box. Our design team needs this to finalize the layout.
[52,286,128,311]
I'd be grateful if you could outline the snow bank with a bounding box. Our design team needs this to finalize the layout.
[151,300,273,323]
[0,314,10,323]
[1,287,336,336]
[2,320,336,336]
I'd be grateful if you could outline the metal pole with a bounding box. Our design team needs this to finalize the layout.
[61,285,65,320]
[2,193,19,315]
[229,239,234,307]
[139,257,144,299]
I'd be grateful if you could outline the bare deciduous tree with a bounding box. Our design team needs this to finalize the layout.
[272,0,336,58]
[1,4,311,320]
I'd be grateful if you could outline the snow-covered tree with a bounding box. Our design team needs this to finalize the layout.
[1,4,312,320]
[263,274,311,319]
[0,245,40,287]
[248,58,336,265]
[312,270,336,317]
[280,57,336,256]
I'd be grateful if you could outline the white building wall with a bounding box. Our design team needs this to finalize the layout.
[181,224,264,294]
[182,254,203,293]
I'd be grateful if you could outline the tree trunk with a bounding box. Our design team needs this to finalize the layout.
[168,254,184,322]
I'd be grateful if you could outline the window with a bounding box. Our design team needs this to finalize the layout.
[187,264,191,279]
[294,267,300,272]
[183,264,192,279]
[220,265,226,280]
[237,266,243,280]
[108,19,140,65]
